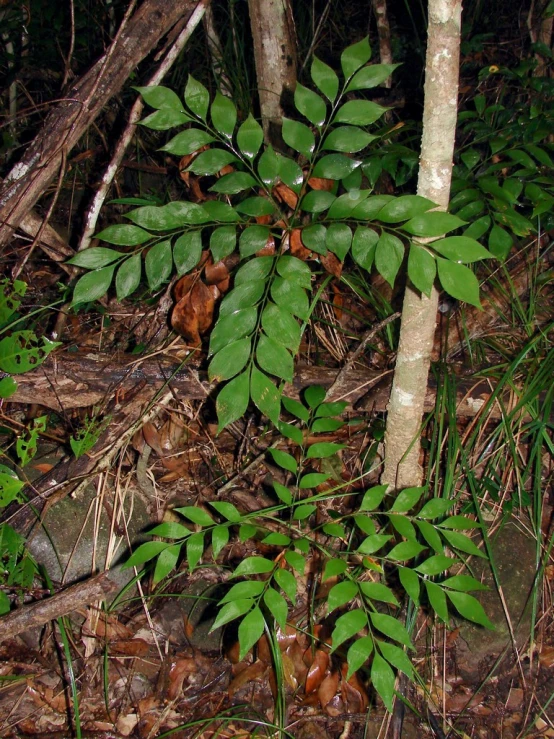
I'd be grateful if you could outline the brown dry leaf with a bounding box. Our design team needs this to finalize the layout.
[191,280,216,334]
[167,657,197,700]
[110,638,150,656]
[320,251,342,278]
[307,176,334,191]
[341,664,369,712]
[174,273,197,302]
[324,694,344,717]
[276,625,297,650]
[228,659,267,698]
[331,284,344,320]
[539,645,554,668]
[205,259,229,287]
[91,614,133,640]
[257,234,276,257]
[282,651,298,690]
[273,182,298,208]
[318,670,339,709]
[219,164,235,176]
[142,421,165,456]
[116,714,139,737]
[286,640,308,686]
[305,649,330,694]
[32,463,54,474]
[257,634,271,663]
[290,228,312,261]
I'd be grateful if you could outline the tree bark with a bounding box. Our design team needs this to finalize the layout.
[247,0,297,146]
[382,0,462,490]
[0,0,201,252]
[372,0,393,87]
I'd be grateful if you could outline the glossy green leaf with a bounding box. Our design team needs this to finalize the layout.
[134,85,184,111]
[116,253,141,300]
[330,608,368,651]
[304,384,326,407]
[208,226,235,263]
[360,581,399,606]
[203,200,241,222]
[0,377,17,399]
[353,514,376,535]
[210,599,254,632]
[323,559,348,581]
[209,308,256,356]
[293,503,317,520]
[268,448,297,473]
[72,266,115,305]
[220,581,265,604]
[285,550,306,574]
[425,580,449,623]
[312,154,360,180]
[238,607,265,659]
[277,256,313,287]
[257,145,281,185]
[398,566,420,603]
[239,225,271,258]
[275,567,297,602]
[414,554,456,576]
[184,75,209,120]
[327,190,371,219]
[209,172,258,194]
[370,612,413,648]
[145,239,172,290]
[408,244,436,296]
[311,56,339,101]
[278,154,304,193]
[333,100,387,126]
[96,224,151,245]
[377,195,435,224]
[187,149,239,176]
[261,302,301,352]
[390,487,424,513]
[216,370,250,432]
[322,126,376,154]
[294,83,327,126]
[315,400,348,417]
[273,481,293,505]
[387,540,426,562]
[67,247,121,269]
[463,215,491,241]
[250,366,281,425]
[211,92,237,137]
[341,37,372,79]
[358,534,392,554]
[360,485,387,511]
[375,231,404,287]
[403,212,465,237]
[233,556,275,578]
[212,527,230,559]
[299,473,330,488]
[352,194,394,220]
[346,635,373,679]
[139,109,192,129]
[300,190,335,213]
[208,338,251,382]
[388,514,417,541]
[234,255,274,284]
[257,333,293,382]
[237,114,264,159]
[282,118,315,158]
[219,279,266,316]
[163,201,209,225]
[416,520,443,553]
[488,224,513,260]
[371,652,395,712]
[264,587,288,630]
[153,543,180,584]
[328,580,358,612]
[174,506,214,527]
[301,224,327,255]
[124,541,170,568]
[0,332,59,374]
[235,196,274,217]
[417,498,453,519]
[439,515,481,529]
[436,258,481,308]
[440,529,486,558]
[262,532,291,546]
[352,226,379,270]
[271,277,309,320]
[446,591,494,629]
[442,575,488,592]
[322,522,346,537]
[432,236,493,263]
[239,524,257,541]
[282,395,309,422]
[377,640,414,679]
[306,442,346,459]
[161,128,215,155]
[346,63,400,91]
[210,501,241,523]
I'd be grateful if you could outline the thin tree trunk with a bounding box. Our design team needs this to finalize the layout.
[372,0,393,88]
[0,0,201,252]
[247,0,297,146]
[382,0,462,490]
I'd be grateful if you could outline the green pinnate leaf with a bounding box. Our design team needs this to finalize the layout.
[149,522,191,539]
[390,487,425,513]
[488,224,513,260]
[268,448,298,473]
[237,114,264,159]
[210,501,241,522]
[300,190,335,214]
[273,481,293,505]
[328,189,371,219]
[301,224,327,254]
[153,544,180,584]
[232,557,275,577]
[0,332,60,374]
[209,307,257,355]
[294,83,327,127]
[333,100,388,126]
[161,129,215,155]
[187,149,239,176]
[346,63,400,91]
[145,239,172,290]
[72,266,115,305]
[306,442,346,459]
[370,612,414,648]
[408,245,436,297]
[134,85,184,111]
[323,559,348,581]
[353,514,376,535]
[67,247,122,269]
[262,533,291,546]
[417,498,453,519]
[250,366,281,425]
[376,195,435,223]
[327,580,358,612]
[235,255,274,284]
[211,525,230,560]
[257,334,293,381]
[325,223,352,260]
[175,506,214,526]
[436,258,481,308]
[375,232,404,287]
[235,197,274,218]
[440,530,486,558]
[285,550,306,574]
[184,75,209,120]
[304,385,326,408]
[278,154,304,193]
[299,473,330,489]
[330,608,368,651]
[124,541,171,568]
[414,554,456,576]
[261,302,301,352]
[425,581,449,623]
[0,377,17,399]
[398,566,420,603]
[239,225,271,258]
[216,370,250,432]
[211,92,237,137]
[278,421,303,445]
[341,37,372,79]
[203,201,240,222]
[139,109,192,129]
[388,514,417,541]
[239,524,257,541]
[402,212,465,237]
[312,154,360,181]
[416,520,443,553]
[440,516,481,529]
[387,540,426,562]
[371,652,395,712]
[219,280,266,316]
[311,56,339,102]
[446,591,494,629]
[219,581,265,603]
[352,227,378,271]
[264,588,288,630]
[210,599,254,632]
[282,118,315,159]
[116,253,141,300]
[96,224,151,245]
[275,568,297,603]
[358,534,392,555]
[360,485,388,511]
[442,575,488,592]
[322,126,376,153]
[282,396,309,422]
[209,172,258,194]
[377,640,414,679]
[258,145,281,186]
[346,635,373,679]
[208,337,251,382]
[271,278,309,320]
[432,236,493,263]
[360,582,399,606]
[311,418,344,433]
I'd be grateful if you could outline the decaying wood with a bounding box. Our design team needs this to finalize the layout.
[0,572,119,643]
[0,0,201,250]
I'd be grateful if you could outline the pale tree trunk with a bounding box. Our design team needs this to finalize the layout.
[371,0,393,87]
[247,0,297,145]
[382,0,462,490]
[0,0,201,253]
